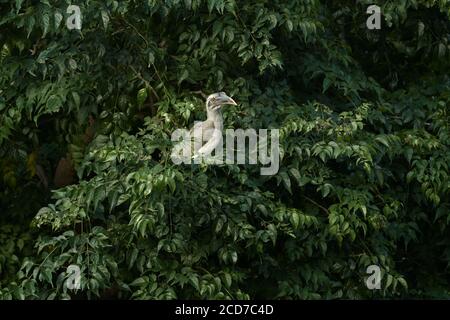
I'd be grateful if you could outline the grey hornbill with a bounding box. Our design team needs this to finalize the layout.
[172,92,237,162]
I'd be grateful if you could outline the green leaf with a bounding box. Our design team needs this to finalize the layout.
[438,43,446,57]
[16,0,24,12]
[128,248,139,269]
[101,10,110,30]
[286,20,293,32]
[178,70,189,85]
[189,275,200,291]
[375,136,390,148]
[41,12,50,37]
[230,251,238,264]
[280,171,292,194]
[290,211,299,229]
[45,95,61,113]
[223,273,232,287]
[397,277,408,290]
[137,88,148,107]
[418,22,425,37]
[130,277,147,286]
[289,167,301,185]
[72,92,80,109]
[322,77,331,93]
[54,11,63,29]
[385,274,393,290]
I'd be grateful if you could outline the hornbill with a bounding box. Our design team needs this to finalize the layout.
[172,92,237,162]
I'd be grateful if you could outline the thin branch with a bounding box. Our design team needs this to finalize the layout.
[191,90,208,99]
[130,65,160,100]
[301,195,329,214]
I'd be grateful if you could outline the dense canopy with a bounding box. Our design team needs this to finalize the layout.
[0,0,449,299]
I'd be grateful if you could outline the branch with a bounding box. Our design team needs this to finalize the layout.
[301,195,329,215]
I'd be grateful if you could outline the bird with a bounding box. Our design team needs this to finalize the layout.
[171,92,237,163]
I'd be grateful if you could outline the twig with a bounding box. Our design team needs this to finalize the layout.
[192,90,208,99]
[130,65,160,100]
[301,195,329,214]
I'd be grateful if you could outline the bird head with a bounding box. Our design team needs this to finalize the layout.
[206,92,237,111]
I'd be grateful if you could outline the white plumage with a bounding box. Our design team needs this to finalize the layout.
[172,92,237,163]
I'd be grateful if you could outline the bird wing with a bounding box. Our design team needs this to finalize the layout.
[197,122,222,156]
[190,119,215,153]
[173,119,220,161]
[190,119,214,138]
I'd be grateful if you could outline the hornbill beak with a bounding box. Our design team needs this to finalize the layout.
[219,95,237,106]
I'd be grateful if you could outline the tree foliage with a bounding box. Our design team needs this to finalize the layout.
[0,0,449,299]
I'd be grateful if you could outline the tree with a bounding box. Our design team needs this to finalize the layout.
[0,0,449,299]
